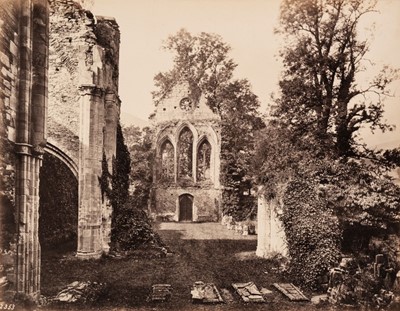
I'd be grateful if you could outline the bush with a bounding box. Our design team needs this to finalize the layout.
[281,178,341,289]
[111,198,164,251]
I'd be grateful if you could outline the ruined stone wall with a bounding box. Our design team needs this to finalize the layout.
[48,0,121,257]
[153,187,220,222]
[151,82,222,222]
[48,0,120,165]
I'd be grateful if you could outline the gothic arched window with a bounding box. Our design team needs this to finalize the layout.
[160,140,174,182]
[178,127,193,180]
[197,139,211,181]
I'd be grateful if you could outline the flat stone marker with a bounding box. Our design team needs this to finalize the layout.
[191,281,224,303]
[232,282,265,302]
[273,283,309,301]
[150,284,172,302]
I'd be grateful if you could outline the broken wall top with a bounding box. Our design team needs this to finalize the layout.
[150,81,220,125]
[48,0,121,163]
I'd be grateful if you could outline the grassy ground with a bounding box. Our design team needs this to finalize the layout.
[38,223,361,311]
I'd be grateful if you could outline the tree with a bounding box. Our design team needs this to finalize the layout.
[153,29,264,220]
[122,125,154,207]
[153,29,236,112]
[276,0,398,157]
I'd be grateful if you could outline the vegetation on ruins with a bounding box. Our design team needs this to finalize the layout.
[153,29,264,220]
[255,0,400,289]
[100,123,162,251]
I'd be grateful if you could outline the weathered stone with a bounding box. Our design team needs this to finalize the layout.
[272,283,309,301]
[311,294,328,304]
[191,281,224,304]
[150,284,172,302]
[232,282,265,303]
[256,190,288,258]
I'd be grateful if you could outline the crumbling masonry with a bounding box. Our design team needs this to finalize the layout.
[0,0,121,299]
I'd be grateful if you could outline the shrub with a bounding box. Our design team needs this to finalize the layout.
[281,178,341,289]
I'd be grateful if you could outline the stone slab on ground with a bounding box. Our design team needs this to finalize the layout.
[150,284,172,302]
[232,282,265,303]
[273,283,309,301]
[52,281,105,303]
[191,281,224,304]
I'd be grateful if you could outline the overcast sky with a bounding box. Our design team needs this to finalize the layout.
[92,0,400,147]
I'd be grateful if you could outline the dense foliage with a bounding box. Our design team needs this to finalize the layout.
[100,122,161,251]
[153,29,264,220]
[115,124,163,251]
[255,0,400,288]
[281,179,341,288]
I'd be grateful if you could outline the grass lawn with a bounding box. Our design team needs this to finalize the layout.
[38,223,359,311]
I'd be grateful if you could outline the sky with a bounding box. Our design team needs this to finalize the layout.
[91,0,400,148]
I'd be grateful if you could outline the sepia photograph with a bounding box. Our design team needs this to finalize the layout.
[0,0,400,310]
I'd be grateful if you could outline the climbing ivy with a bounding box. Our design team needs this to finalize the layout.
[280,178,341,289]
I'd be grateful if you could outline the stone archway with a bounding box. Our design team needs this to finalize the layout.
[39,153,78,251]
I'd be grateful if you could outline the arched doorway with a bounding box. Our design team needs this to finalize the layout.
[179,194,193,222]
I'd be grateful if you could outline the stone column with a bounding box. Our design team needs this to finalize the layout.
[256,191,287,258]
[101,91,120,253]
[77,84,104,258]
[256,192,269,258]
[13,0,49,299]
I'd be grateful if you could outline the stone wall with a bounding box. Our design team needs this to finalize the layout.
[152,186,220,222]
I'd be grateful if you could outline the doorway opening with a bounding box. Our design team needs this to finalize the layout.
[179,194,193,222]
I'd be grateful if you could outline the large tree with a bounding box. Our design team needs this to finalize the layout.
[153,29,264,220]
[276,0,398,157]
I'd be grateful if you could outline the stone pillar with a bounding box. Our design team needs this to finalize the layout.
[101,91,120,253]
[256,191,287,258]
[13,0,49,299]
[77,84,104,258]
[256,193,268,258]
[14,150,42,298]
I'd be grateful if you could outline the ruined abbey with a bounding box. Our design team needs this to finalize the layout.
[0,0,121,299]
[150,81,222,222]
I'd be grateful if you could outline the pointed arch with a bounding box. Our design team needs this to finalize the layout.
[177,126,194,181]
[158,138,175,182]
[197,137,212,182]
